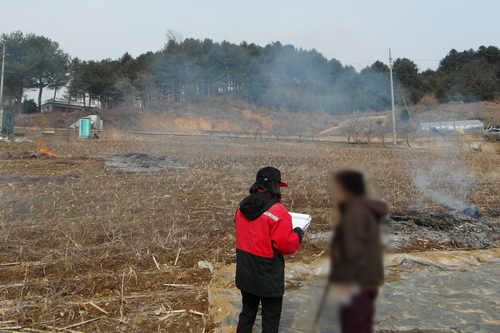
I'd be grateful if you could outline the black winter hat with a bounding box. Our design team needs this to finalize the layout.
[256,166,288,187]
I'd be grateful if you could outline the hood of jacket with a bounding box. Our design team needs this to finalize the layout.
[340,197,389,220]
[239,191,279,221]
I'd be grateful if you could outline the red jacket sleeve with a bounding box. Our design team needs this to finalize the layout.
[268,205,300,255]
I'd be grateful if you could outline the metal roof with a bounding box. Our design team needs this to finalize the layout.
[40,99,98,108]
[417,120,484,132]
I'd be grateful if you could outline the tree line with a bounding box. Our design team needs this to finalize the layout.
[1,30,499,114]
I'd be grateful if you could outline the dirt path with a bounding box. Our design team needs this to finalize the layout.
[209,249,500,333]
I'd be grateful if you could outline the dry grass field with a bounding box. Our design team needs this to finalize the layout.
[0,131,499,332]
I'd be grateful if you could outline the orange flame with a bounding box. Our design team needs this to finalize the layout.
[36,140,59,157]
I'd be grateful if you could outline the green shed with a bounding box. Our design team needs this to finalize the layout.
[0,109,14,135]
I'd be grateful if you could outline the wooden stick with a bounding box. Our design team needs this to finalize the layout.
[21,329,58,333]
[158,310,186,321]
[87,302,109,315]
[113,290,127,304]
[0,262,21,266]
[73,298,87,311]
[0,326,23,330]
[188,310,204,316]
[0,284,23,290]
[61,317,104,330]
[152,255,161,270]
[37,319,61,326]
[174,247,181,266]
[43,326,85,333]
[189,310,206,326]
[163,284,194,288]
[310,282,330,333]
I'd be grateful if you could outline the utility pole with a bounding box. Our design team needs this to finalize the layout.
[452,102,456,132]
[389,48,397,144]
[0,44,5,110]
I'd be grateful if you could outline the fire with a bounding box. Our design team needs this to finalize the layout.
[36,140,58,157]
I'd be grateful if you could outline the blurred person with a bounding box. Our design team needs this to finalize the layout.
[235,166,304,333]
[329,169,388,333]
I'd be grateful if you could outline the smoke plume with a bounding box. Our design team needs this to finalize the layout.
[411,147,475,211]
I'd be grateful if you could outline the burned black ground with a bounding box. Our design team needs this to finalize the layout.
[104,153,187,172]
[389,209,500,251]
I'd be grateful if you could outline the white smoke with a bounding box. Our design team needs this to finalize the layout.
[411,148,475,211]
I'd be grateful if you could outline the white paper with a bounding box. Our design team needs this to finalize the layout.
[289,212,312,230]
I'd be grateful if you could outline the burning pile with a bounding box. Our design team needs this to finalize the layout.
[36,140,59,157]
[0,141,59,160]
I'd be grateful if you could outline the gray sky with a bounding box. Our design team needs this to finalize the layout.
[2,0,499,72]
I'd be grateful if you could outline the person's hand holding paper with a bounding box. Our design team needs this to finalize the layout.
[289,212,312,230]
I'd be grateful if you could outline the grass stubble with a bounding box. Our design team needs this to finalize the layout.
[0,132,499,332]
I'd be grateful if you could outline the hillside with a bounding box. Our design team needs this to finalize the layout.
[136,109,277,134]
[12,97,500,139]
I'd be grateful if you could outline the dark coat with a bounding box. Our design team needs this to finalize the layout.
[330,197,389,287]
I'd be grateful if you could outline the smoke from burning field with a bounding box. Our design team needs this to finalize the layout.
[414,158,475,211]
[403,143,478,212]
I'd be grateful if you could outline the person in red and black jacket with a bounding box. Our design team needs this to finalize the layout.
[235,167,303,333]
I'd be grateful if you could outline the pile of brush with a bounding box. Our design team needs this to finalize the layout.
[0,151,56,159]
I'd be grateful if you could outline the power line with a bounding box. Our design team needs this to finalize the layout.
[343,59,389,66]
[390,48,447,54]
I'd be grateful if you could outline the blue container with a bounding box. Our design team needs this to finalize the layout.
[0,109,15,135]
[79,118,91,139]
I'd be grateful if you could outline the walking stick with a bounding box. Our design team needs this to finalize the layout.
[310,281,331,333]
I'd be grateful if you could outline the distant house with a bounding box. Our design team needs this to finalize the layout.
[417,120,484,133]
[40,99,99,113]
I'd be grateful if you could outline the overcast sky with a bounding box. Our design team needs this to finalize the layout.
[2,0,499,72]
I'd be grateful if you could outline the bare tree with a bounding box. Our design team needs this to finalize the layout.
[472,101,484,120]
[308,110,328,141]
[269,110,295,141]
[289,119,307,142]
[341,116,363,144]
[114,79,136,107]
[397,121,417,148]
[374,124,391,148]
[136,73,159,109]
[361,118,376,143]
[270,121,286,141]
[208,119,217,140]
[306,121,317,141]
[205,108,219,140]
[166,29,184,44]
[247,118,266,141]
[224,111,245,139]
